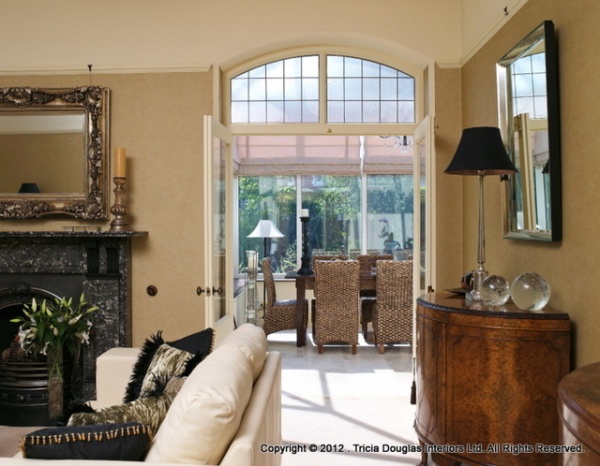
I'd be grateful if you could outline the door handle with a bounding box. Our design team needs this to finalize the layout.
[212,286,223,296]
[196,286,212,296]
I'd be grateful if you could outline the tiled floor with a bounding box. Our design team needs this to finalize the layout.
[268,330,422,466]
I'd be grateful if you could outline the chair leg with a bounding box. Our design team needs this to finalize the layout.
[351,344,357,355]
[362,321,368,340]
[377,344,385,354]
[318,344,324,354]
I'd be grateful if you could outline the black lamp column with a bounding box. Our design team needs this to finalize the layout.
[297,210,313,275]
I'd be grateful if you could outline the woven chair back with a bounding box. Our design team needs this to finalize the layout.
[373,260,413,344]
[375,260,412,309]
[312,254,348,262]
[357,254,393,271]
[314,260,359,317]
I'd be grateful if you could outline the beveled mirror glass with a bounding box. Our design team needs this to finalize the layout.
[0,87,110,219]
[497,20,561,241]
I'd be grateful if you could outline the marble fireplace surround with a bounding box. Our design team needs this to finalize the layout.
[0,231,147,399]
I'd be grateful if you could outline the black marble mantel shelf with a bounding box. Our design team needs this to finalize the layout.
[0,231,148,278]
[0,230,148,238]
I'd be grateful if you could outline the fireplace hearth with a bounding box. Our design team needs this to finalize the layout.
[0,231,147,408]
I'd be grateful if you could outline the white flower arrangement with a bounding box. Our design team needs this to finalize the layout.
[11,294,98,359]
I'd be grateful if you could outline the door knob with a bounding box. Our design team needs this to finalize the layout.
[197,286,212,296]
[212,286,223,296]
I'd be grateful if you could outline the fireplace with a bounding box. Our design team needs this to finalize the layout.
[0,231,146,407]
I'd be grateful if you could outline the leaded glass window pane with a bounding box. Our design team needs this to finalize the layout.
[303,78,319,100]
[303,56,319,77]
[327,78,344,100]
[267,101,284,123]
[249,101,266,121]
[326,55,415,123]
[267,78,284,100]
[285,78,302,100]
[363,101,380,123]
[381,79,398,100]
[231,54,416,124]
[285,101,302,123]
[363,78,380,100]
[231,55,320,123]
[303,101,319,122]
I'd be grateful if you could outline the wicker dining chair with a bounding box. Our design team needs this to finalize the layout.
[357,254,392,338]
[313,260,360,354]
[262,258,308,337]
[371,260,413,354]
[310,255,347,335]
[357,254,393,273]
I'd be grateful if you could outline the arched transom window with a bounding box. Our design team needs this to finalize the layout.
[230,55,415,124]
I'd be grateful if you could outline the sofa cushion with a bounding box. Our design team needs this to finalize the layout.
[139,344,192,398]
[145,344,254,464]
[69,377,185,435]
[217,323,267,382]
[20,422,152,461]
[168,328,214,355]
[124,328,213,403]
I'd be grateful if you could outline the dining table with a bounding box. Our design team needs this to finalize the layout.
[285,270,376,347]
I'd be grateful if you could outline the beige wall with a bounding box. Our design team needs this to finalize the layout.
[460,0,600,367]
[434,66,464,291]
[0,72,213,346]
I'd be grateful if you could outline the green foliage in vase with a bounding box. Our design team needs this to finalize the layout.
[10,294,99,358]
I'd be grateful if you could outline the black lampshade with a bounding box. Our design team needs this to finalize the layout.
[445,127,518,176]
[18,183,41,193]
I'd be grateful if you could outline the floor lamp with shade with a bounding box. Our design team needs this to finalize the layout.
[445,126,517,301]
[247,219,285,307]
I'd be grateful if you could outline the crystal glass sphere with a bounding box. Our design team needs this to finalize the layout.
[480,275,511,307]
[511,272,551,310]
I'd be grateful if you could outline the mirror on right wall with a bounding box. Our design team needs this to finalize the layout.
[497,20,562,242]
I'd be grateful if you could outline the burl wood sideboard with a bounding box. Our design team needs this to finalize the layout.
[415,292,571,466]
[558,362,600,465]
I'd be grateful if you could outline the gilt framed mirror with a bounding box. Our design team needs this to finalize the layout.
[0,86,110,219]
[497,20,561,241]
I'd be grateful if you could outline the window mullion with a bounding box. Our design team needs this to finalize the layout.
[319,52,328,125]
[296,175,303,270]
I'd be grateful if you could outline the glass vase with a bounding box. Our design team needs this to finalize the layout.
[46,345,64,423]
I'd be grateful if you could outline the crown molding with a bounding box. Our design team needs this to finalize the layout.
[435,60,461,69]
[459,0,529,67]
[0,64,212,77]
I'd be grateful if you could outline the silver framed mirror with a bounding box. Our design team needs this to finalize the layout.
[0,86,110,219]
[497,20,561,241]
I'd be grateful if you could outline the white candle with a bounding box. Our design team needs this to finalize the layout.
[301,208,309,217]
[246,250,258,272]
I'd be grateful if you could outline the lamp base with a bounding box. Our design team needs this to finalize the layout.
[469,269,489,301]
[297,258,313,276]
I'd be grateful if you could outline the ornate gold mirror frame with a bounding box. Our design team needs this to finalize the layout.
[0,86,110,219]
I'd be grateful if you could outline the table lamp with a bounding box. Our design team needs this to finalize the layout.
[445,126,517,300]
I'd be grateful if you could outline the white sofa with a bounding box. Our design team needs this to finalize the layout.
[6,316,282,466]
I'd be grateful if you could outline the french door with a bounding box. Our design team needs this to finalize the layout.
[202,116,233,328]
[413,114,435,297]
